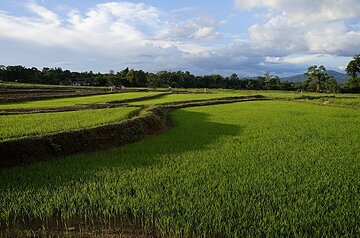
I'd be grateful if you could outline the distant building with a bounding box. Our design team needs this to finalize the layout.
[73,81,86,86]
[109,85,126,91]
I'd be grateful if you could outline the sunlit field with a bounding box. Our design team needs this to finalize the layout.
[0,107,138,141]
[0,92,161,109]
[1,100,359,236]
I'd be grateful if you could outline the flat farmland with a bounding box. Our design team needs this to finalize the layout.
[1,100,359,237]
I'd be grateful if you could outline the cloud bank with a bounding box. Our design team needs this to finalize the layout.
[0,0,359,76]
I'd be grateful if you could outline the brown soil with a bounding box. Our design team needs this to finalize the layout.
[2,220,157,238]
[0,84,167,103]
[0,85,110,103]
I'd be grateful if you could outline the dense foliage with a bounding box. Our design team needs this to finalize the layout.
[344,55,360,93]
[1,65,358,93]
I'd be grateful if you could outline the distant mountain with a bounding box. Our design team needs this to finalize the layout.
[282,70,349,83]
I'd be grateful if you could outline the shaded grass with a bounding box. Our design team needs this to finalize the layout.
[0,107,138,141]
[0,92,161,109]
[0,101,359,236]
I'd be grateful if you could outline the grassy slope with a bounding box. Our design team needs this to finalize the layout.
[0,107,138,141]
[1,101,359,236]
[0,92,160,109]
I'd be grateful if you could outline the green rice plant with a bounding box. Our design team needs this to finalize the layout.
[0,107,138,141]
[130,93,247,105]
[0,92,161,109]
[129,90,360,109]
[0,101,359,236]
[304,96,360,109]
[242,90,360,109]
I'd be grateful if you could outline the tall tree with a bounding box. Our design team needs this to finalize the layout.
[304,65,329,92]
[345,54,360,79]
[263,71,280,90]
[325,76,338,93]
[264,71,273,82]
[147,73,160,89]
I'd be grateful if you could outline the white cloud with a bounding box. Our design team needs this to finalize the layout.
[25,1,61,25]
[161,16,222,41]
[0,2,154,52]
[0,2,223,58]
[193,27,220,40]
[235,0,360,56]
[235,0,360,21]
[0,1,203,73]
[0,1,357,76]
[266,54,352,72]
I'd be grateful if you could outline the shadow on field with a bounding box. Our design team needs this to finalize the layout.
[0,109,240,189]
[0,108,241,235]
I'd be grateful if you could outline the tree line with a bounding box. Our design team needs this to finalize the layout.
[0,54,359,93]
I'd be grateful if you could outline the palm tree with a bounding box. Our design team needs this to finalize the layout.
[264,71,273,82]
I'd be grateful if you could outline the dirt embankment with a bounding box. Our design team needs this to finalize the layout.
[0,85,109,103]
[0,84,167,103]
[0,96,266,169]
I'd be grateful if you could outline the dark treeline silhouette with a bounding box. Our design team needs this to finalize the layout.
[0,64,359,93]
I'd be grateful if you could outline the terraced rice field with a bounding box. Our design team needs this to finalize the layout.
[130,93,246,105]
[0,107,138,141]
[0,92,161,109]
[1,100,359,237]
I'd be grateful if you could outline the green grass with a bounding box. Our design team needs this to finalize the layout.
[237,90,360,109]
[300,95,360,109]
[130,92,246,105]
[253,91,360,109]
[130,90,360,109]
[0,107,138,141]
[1,101,359,236]
[0,92,161,109]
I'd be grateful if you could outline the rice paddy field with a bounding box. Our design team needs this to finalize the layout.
[0,107,138,141]
[130,93,246,105]
[130,90,360,109]
[0,92,161,109]
[1,94,359,237]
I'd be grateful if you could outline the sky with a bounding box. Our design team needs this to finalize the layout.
[0,0,359,77]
